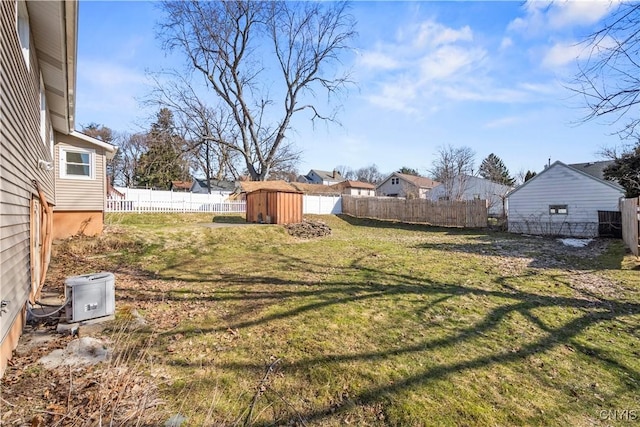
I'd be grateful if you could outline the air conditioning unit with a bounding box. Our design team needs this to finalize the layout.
[65,272,115,322]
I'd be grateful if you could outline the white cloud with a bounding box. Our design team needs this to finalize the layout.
[483,116,523,129]
[419,45,486,81]
[367,79,420,113]
[358,51,400,70]
[508,0,617,35]
[542,41,584,68]
[500,37,513,50]
[548,0,616,29]
[76,60,152,130]
[361,19,493,113]
[410,21,473,49]
[79,60,148,88]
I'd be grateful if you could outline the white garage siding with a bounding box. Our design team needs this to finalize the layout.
[507,162,624,238]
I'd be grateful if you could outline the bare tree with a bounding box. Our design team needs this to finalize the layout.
[146,72,241,191]
[158,1,356,181]
[429,145,475,201]
[355,164,384,184]
[334,165,357,180]
[572,2,640,138]
[114,132,147,187]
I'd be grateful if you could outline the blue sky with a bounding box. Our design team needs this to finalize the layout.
[75,1,624,179]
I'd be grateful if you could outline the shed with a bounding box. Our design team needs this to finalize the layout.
[243,181,303,224]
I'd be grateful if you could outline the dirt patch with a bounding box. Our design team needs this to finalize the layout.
[285,220,332,238]
[1,319,166,427]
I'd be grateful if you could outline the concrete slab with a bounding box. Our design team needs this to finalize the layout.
[39,337,111,369]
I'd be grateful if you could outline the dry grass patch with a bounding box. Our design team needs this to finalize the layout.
[3,213,638,426]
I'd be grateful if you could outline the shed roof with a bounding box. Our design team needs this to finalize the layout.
[171,181,192,191]
[239,180,302,194]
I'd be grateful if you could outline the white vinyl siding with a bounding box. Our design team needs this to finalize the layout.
[428,175,512,217]
[507,163,624,237]
[54,134,107,211]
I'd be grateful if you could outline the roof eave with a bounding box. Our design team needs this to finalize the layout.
[69,130,118,159]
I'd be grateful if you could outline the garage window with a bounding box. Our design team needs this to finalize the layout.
[549,204,568,215]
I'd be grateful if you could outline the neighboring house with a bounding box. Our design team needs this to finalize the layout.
[0,0,98,375]
[507,161,624,238]
[376,173,439,199]
[191,178,236,194]
[290,182,341,196]
[170,180,192,192]
[53,131,117,239]
[297,169,344,186]
[567,160,615,181]
[331,180,376,197]
[107,180,125,199]
[428,175,513,217]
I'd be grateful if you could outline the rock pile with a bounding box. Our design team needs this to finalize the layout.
[285,220,332,239]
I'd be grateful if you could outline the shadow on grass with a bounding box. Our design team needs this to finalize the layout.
[112,246,640,425]
[212,214,247,224]
[415,237,627,271]
[336,214,489,236]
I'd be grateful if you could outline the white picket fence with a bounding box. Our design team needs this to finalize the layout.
[108,187,243,213]
[107,188,343,215]
[107,198,246,213]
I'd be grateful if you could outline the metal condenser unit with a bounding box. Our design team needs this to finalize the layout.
[65,272,115,322]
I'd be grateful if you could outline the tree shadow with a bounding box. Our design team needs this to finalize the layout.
[336,214,488,235]
[104,231,638,425]
[415,236,627,271]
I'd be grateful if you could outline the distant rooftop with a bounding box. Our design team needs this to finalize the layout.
[568,160,615,181]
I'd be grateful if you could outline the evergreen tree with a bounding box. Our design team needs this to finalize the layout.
[135,109,191,189]
[479,153,515,186]
[398,166,420,176]
[524,170,537,182]
[603,141,640,197]
[81,123,121,186]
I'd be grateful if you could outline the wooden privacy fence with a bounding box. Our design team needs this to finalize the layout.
[342,196,488,228]
[621,197,640,256]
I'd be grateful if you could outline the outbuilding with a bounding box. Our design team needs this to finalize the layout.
[507,161,624,237]
[243,181,303,224]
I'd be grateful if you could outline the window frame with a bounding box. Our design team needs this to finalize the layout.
[549,204,568,215]
[59,146,95,180]
[16,0,30,70]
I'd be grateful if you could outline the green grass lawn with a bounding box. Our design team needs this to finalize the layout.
[56,213,640,426]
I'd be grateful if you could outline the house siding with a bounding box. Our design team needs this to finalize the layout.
[376,178,403,197]
[429,176,512,217]
[507,164,624,237]
[54,132,107,211]
[0,0,55,372]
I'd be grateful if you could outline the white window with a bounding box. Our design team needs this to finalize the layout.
[40,74,47,145]
[16,0,30,70]
[391,177,399,185]
[59,147,95,180]
[549,204,568,215]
